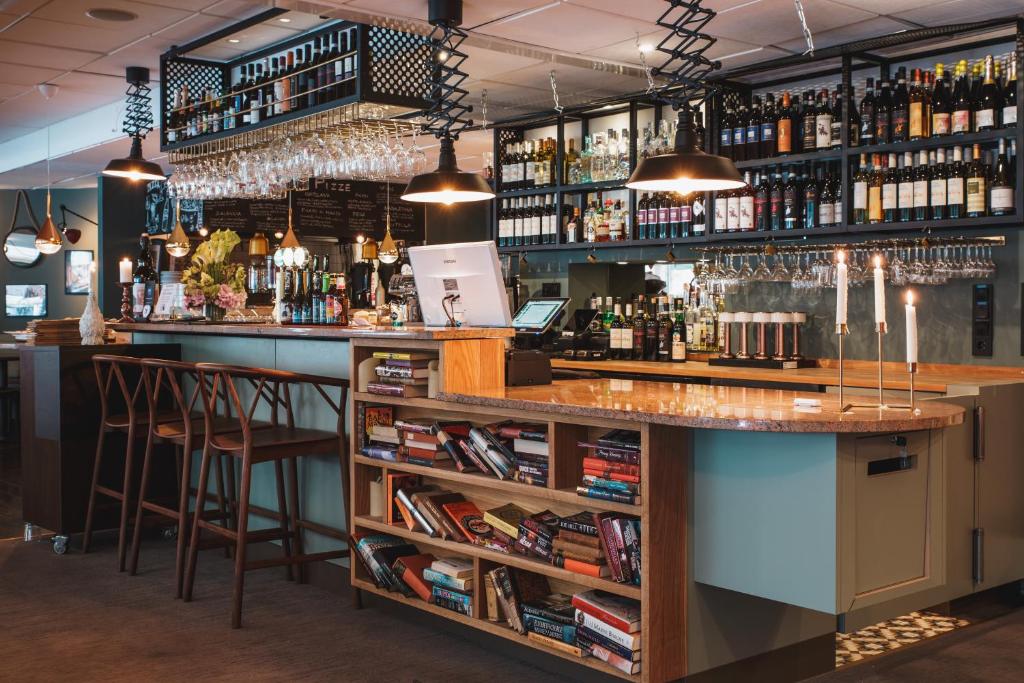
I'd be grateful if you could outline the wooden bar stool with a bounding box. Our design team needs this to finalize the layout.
[183,363,351,628]
[127,358,240,598]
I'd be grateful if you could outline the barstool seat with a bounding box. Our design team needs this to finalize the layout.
[209,426,339,456]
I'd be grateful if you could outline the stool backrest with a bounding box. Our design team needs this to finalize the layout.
[92,354,146,428]
[194,363,349,445]
[140,358,231,436]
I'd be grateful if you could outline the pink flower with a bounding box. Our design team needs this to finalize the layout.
[184,290,206,309]
[214,283,247,311]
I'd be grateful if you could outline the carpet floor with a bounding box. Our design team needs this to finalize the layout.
[0,535,581,683]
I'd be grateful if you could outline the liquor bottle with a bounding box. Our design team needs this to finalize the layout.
[303,267,315,324]
[833,86,848,149]
[990,138,1014,216]
[909,68,926,140]
[860,77,876,145]
[739,172,755,232]
[720,106,734,159]
[133,234,157,299]
[671,300,687,362]
[801,90,816,152]
[853,154,869,225]
[726,184,740,233]
[770,168,785,230]
[947,146,966,218]
[692,193,707,236]
[644,298,659,361]
[875,79,892,144]
[290,266,304,325]
[776,91,794,155]
[546,195,558,244]
[868,154,884,224]
[278,268,294,323]
[679,193,693,237]
[636,193,649,240]
[891,68,909,142]
[1003,57,1017,127]
[565,206,580,243]
[952,60,971,134]
[760,93,777,157]
[975,55,999,131]
[497,199,507,247]
[732,104,748,162]
[754,172,769,231]
[335,274,350,326]
[878,153,896,223]
[898,151,914,222]
[631,296,646,361]
[746,96,762,160]
[323,269,336,325]
[912,149,929,221]
[966,143,987,217]
[782,168,800,230]
[930,149,948,220]
[607,299,623,360]
[815,88,832,150]
[657,298,673,362]
[803,164,819,229]
[655,192,669,239]
[818,168,834,226]
[931,63,951,136]
[609,199,625,241]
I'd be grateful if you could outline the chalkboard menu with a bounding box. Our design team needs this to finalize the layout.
[201,179,425,242]
[145,180,202,235]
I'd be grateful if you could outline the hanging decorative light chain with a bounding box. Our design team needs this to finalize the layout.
[422,14,472,140]
[549,70,564,114]
[649,0,720,107]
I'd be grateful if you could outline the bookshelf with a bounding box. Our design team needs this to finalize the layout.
[348,336,687,683]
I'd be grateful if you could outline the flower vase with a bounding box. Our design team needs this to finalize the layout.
[79,289,106,345]
[203,303,226,322]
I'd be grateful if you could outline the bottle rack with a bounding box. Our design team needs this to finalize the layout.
[492,15,1024,253]
[159,9,433,152]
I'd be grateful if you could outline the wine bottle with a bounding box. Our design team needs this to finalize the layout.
[777,91,794,155]
[1003,57,1017,127]
[609,299,624,360]
[912,149,929,221]
[819,168,835,227]
[637,193,649,240]
[746,96,762,160]
[868,154,884,224]
[898,151,914,223]
[815,88,832,150]
[739,172,755,232]
[859,77,876,145]
[946,146,966,219]
[909,68,926,140]
[720,106,734,160]
[754,172,770,231]
[892,68,909,142]
[931,63,951,136]
[760,93,777,157]
[801,90,816,152]
[803,164,820,229]
[875,79,893,144]
[770,168,785,230]
[966,143,987,217]
[631,296,646,361]
[952,60,972,134]
[783,167,800,230]
[853,154,869,225]
[974,55,999,132]
[990,138,1014,216]
[882,153,898,223]
[930,148,947,220]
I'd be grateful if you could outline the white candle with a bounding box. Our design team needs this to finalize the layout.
[905,290,918,364]
[119,257,133,283]
[89,261,97,294]
[835,250,848,327]
[873,255,886,325]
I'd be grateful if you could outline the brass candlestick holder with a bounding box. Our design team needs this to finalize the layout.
[841,321,912,412]
[119,283,134,322]
[836,322,848,410]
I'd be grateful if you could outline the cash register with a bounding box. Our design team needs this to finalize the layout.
[506,297,570,386]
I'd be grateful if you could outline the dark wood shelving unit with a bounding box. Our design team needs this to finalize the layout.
[734,148,842,169]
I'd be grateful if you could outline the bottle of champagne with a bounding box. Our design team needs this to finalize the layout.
[1003,57,1017,127]
[897,151,914,223]
[952,60,972,134]
[930,148,947,220]
[966,143,987,217]
[990,138,1014,216]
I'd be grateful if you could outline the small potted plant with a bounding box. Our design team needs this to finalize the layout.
[181,229,247,321]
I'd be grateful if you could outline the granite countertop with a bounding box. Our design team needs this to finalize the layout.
[112,322,513,341]
[439,379,965,433]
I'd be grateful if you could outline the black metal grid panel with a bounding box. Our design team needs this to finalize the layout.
[160,56,225,147]
[494,128,523,192]
[365,25,433,106]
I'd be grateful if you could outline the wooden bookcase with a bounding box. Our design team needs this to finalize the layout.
[348,337,687,682]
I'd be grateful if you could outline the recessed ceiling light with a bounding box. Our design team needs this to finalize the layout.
[86,8,137,22]
[228,38,240,43]
[638,43,654,54]
[278,17,291,23]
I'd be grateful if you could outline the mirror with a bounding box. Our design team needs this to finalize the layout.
[4,226,42,268]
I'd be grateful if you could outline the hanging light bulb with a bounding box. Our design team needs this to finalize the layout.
[377,180,399,264]
[166,197,191,257]
[102,67,165,182]
[274,191,305,268]
[35,126,62,255]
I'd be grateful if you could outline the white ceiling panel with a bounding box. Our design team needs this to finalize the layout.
[775,16,910,54]
[486,61,648,96]
[828,0,935,13]
[137,0,248,11]
[710,0,876,45]
[474,3,661,54]
[0,41,102,70]
[153,12,248,44]
[0,61,62,85]
[462,44,545,81]
[1,16,131,53]
[341,0,552,29]
[0,11,18,30]
[0,82,29,98]
[0,88,123,129]
[31,0,193,31]
[86,38,178,78]
[50,70,128,95]
[0,124,34,144]
[0,1,48,14]
[892,0,1010,25]
[204,0,275,18]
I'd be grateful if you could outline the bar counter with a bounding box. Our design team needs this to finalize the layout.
[110,321,513,340]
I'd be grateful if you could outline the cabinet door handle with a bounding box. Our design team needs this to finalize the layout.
[974,406,985,462]
[867,454,915,476]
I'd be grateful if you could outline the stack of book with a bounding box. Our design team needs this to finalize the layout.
[360,405,400,462]
[483,502,529,554]
[551,511,641,584]
[514,509,558,561]
[573,590,642,676]
[486,568,584,652]
[424,557,474,617]
[351,531,422,594]
[498,423,549,487]
[577,429,642,505]
[394,419,451,467]
[366,351,434,398]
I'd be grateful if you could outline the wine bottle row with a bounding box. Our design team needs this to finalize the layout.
[166,27,358,143]
[711,164,844,234]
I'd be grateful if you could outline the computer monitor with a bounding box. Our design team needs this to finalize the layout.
[407,241,513,328]
[512,297,569,334]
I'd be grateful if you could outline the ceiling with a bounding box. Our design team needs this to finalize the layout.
[1,0,1022,188]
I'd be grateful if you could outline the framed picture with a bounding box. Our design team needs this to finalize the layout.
[65,250,94,294]
[5,284,47,317]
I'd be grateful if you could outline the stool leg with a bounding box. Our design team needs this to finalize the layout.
[117,425,138,572]
[128,428,157,576]
[223,456,236,559]
[274,460,294,582]
[232,456,253,629]
[82,428,107,554]
[183,443,213,603]
[287,457,305,584]
[213,453,231,559]
[175,441,193,599]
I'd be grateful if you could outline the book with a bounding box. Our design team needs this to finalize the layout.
[441,501,494,544]
[497,423,548,441]
[458,439,493,475]
[488,567,521,632]
[392,553,436,602]
[558,511,599,537]
[483,503,530,539]
[352,533,416,590]
[394,496,418,531]
[609,518,634,584]
[367,381,428,398]
[576,625,641,661]
[623,519,641,584]
[583,640,641,675]
[374,365,430,379]
[516,525,553,550]
[526,632,585,658]
[576,486,638,505]
[521,510,559,542]
[513,438,549,457]
[515,462,549,477]
[582,472,641,489]
[594,512,623,583]
[393,419,435,435]
[430,556,474,579]
[514,534,552,561]
[411,491,466,542]
[372,351,436,361]
[435,428,477,472]
[553,556,611,577]
[521,593,575,625]
[557,528,602,549]
[385,473,419,525]
[582,457,640,476]
[423,567,473,592]
[510,471,547,487]
[432,585,473,617]
[484,572,502,622]
[552,537,605,563]
[362,445,399,462]
[401,445,449,462]
[371,424,400,440]
[596,429,641,451]
[524,613,577,644]
[395,486,438,536]
[376,358,432,368]
[469,428,512,479]
[371,544,421,594]
[575,610,642,650]
[572,590,642,634]
[363,405,394,442]
[368,434,400,446]
[404,431,442,447]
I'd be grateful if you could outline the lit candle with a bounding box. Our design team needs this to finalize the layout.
[905,290,918,364]
[873,254,886,325]
[119,257,133,284]
[835,250,848,328]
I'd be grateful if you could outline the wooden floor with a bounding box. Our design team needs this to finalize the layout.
[0,536,580,683]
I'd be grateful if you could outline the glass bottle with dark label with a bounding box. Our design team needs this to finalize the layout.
[720,107,734,159]
[657,297,673,362]
[803,164,820,229]
[644,298,659,361]
[882,153,898,223]
[671,299,687,362]
[931,63,952,136]
[754,172,769,231]
[1003,57,1017,127]
[636,193,649,240]
[912,149,930,221]
[819,167,835,226]
[946,146,966,218]
[966,144,987,217]
[891,68,909,142]
[801,90,816,152]
[632,296,647,362]
[679,193,693,237]
[746,96,761,160]
[951,60,972,134]
[875,80,892,144]
[859,77,876,145]
[760,93,777,157]
[897,151,914,222]
[815,89,832,150]
[776,91,794,154]
[770,168,785,230]
[783,167,800,230]
[853,154,869,224]
[278,268,294,324]
[930,149,948,220]
[608,299,624,360]
[291,266,304,325]
[990,138,1014,216]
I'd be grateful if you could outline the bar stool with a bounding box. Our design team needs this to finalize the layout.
[183,363,351,628]
[128,358,240,598]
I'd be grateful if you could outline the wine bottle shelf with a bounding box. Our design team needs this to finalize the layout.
[850,128,1013,157]
[733,149,843,169]
[497,234,709,253]
[496,179,629,198]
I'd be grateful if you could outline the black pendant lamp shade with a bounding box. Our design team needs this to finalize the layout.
[401,135,494,203]
[103,66,165,182]
[402,0,494,204]
[627,106,743,194]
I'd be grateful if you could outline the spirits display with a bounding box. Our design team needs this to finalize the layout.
[715,162,842,232]
[497,195,559,247]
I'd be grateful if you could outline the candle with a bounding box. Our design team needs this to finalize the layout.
[89,261,97,294]
[873,255,886,325]
[119,257,133,283]
[905,290,918,364]
[835,250,848,327]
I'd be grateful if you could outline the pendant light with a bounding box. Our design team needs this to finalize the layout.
[166,197,191,257]
[401,0,494,205]
[102,67,165,182]
[625,1,743,195]
[35,126,63,255]
[273,191,307,268]
[377,179,399,264]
